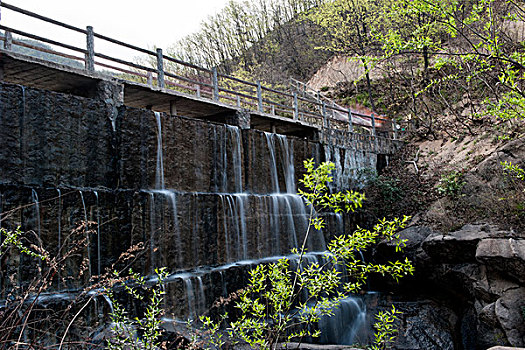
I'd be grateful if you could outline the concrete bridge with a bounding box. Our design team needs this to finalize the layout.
[0,1,400,153]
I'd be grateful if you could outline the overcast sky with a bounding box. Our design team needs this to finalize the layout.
[1,0,231,58]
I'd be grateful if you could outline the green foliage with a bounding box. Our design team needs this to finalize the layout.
[310,0,524,135]
[298,159,365,214]
[106,267,169,350]
[368,305,402,350]
[372,176,404,203]
[0,226,47,261]
[196,160,413,349]
[436,170,465,198]
[373,0,525,123]
[502,161,525,181]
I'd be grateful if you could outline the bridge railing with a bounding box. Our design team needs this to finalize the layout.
[0,1,398,140]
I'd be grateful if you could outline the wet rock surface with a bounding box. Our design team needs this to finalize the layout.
[375,223,525,349]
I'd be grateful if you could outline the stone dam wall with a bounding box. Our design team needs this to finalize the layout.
[0,82,395,322]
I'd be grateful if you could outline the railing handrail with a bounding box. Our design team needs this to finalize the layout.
[0,1,397,139]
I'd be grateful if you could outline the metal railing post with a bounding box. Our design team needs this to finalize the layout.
[3,30,12,50]
[85,26,95,72]
[257,80,263,112]
[348,108,353,132]
[147,71,153,86]
[156,48,164,88]
[293,92,298,120]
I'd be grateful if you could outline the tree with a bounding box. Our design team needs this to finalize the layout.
[195,160,414,350]
[166,0,330,81]
[370,0,525,134]
[307,0,392,111]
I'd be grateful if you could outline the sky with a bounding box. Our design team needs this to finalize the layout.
[1,0,231,59]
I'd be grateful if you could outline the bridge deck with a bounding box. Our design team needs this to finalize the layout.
[0,49,317,137]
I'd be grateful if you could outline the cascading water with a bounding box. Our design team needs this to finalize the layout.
[94,191,101,276]
[196,276,206,316]
[183,275,197,320]
[324,144,377,191]
[79,190,92,278]
[265,133,281,193]
[31,189,41,239]
[318,296,367,345]
[0,80,392,346]
[275,134,295,194]
[150,189,183,269]
[154,111,165,190]
[228,126,243,193]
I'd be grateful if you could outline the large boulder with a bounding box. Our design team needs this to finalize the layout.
[477,238,525,283]
[375,225,435,262]
[392,301,456,350]
[495,288,525,347]
[422,224,504,263]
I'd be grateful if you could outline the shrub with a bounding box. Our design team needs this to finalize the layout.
[436,170,465,198]
[194,160,413,349]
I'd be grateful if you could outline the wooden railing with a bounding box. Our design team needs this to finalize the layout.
[0,1,398,139]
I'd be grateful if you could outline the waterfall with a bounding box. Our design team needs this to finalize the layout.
[154,112,165,190]
[220,194,248,261]
[196,276,206,316]
[56,189,62,253]
[335,213,344,235]
[227,126,243,193]
[324,144,378,191]
[269,195,281,255]
[318,296,367,345]
[79,190,91,278]
[276,135,295,193]
[278,194,299,249]
[219,271,228,297]
[148,192,156,274]
[31,189,41,239]
[191,193,201,267]
[265,133,280,193]
[183,276,196,320]
[213,125,243,193]
[94,191,101,276]
[56,189,62,289]
[151,190,182,268]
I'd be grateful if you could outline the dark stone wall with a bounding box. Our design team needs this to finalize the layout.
[118,106,322,194]
[0,83,115,189]
[0,82,373,297]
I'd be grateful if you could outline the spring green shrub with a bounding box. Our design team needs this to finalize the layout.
[196,160,413,349]
[436,171,465,198]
